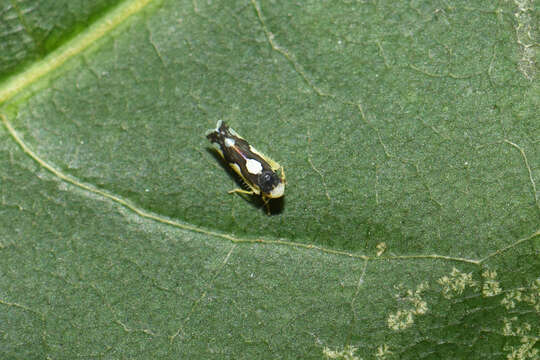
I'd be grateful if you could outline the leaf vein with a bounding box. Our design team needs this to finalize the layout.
[1,114,483,266]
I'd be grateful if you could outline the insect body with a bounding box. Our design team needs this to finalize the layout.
[206,120,285,204]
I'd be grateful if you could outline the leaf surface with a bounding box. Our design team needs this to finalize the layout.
[1,0,538,358]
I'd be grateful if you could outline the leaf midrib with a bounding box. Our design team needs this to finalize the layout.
[0,0,154,105]
[1,112,501,266]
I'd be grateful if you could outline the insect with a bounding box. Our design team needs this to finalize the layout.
[206,120,285,208]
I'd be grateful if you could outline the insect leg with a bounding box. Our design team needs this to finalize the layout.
[261,195,271,215]
[228,188,256,196]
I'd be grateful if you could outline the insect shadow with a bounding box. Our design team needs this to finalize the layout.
[206,148,285,215]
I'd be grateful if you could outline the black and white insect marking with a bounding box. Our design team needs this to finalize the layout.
[206,120,285,203]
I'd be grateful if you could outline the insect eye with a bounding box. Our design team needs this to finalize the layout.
[259,171,278,193]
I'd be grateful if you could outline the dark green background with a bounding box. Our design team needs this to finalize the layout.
[1,0,538,358]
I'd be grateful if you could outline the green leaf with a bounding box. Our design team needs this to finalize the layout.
[1,0,538,358]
